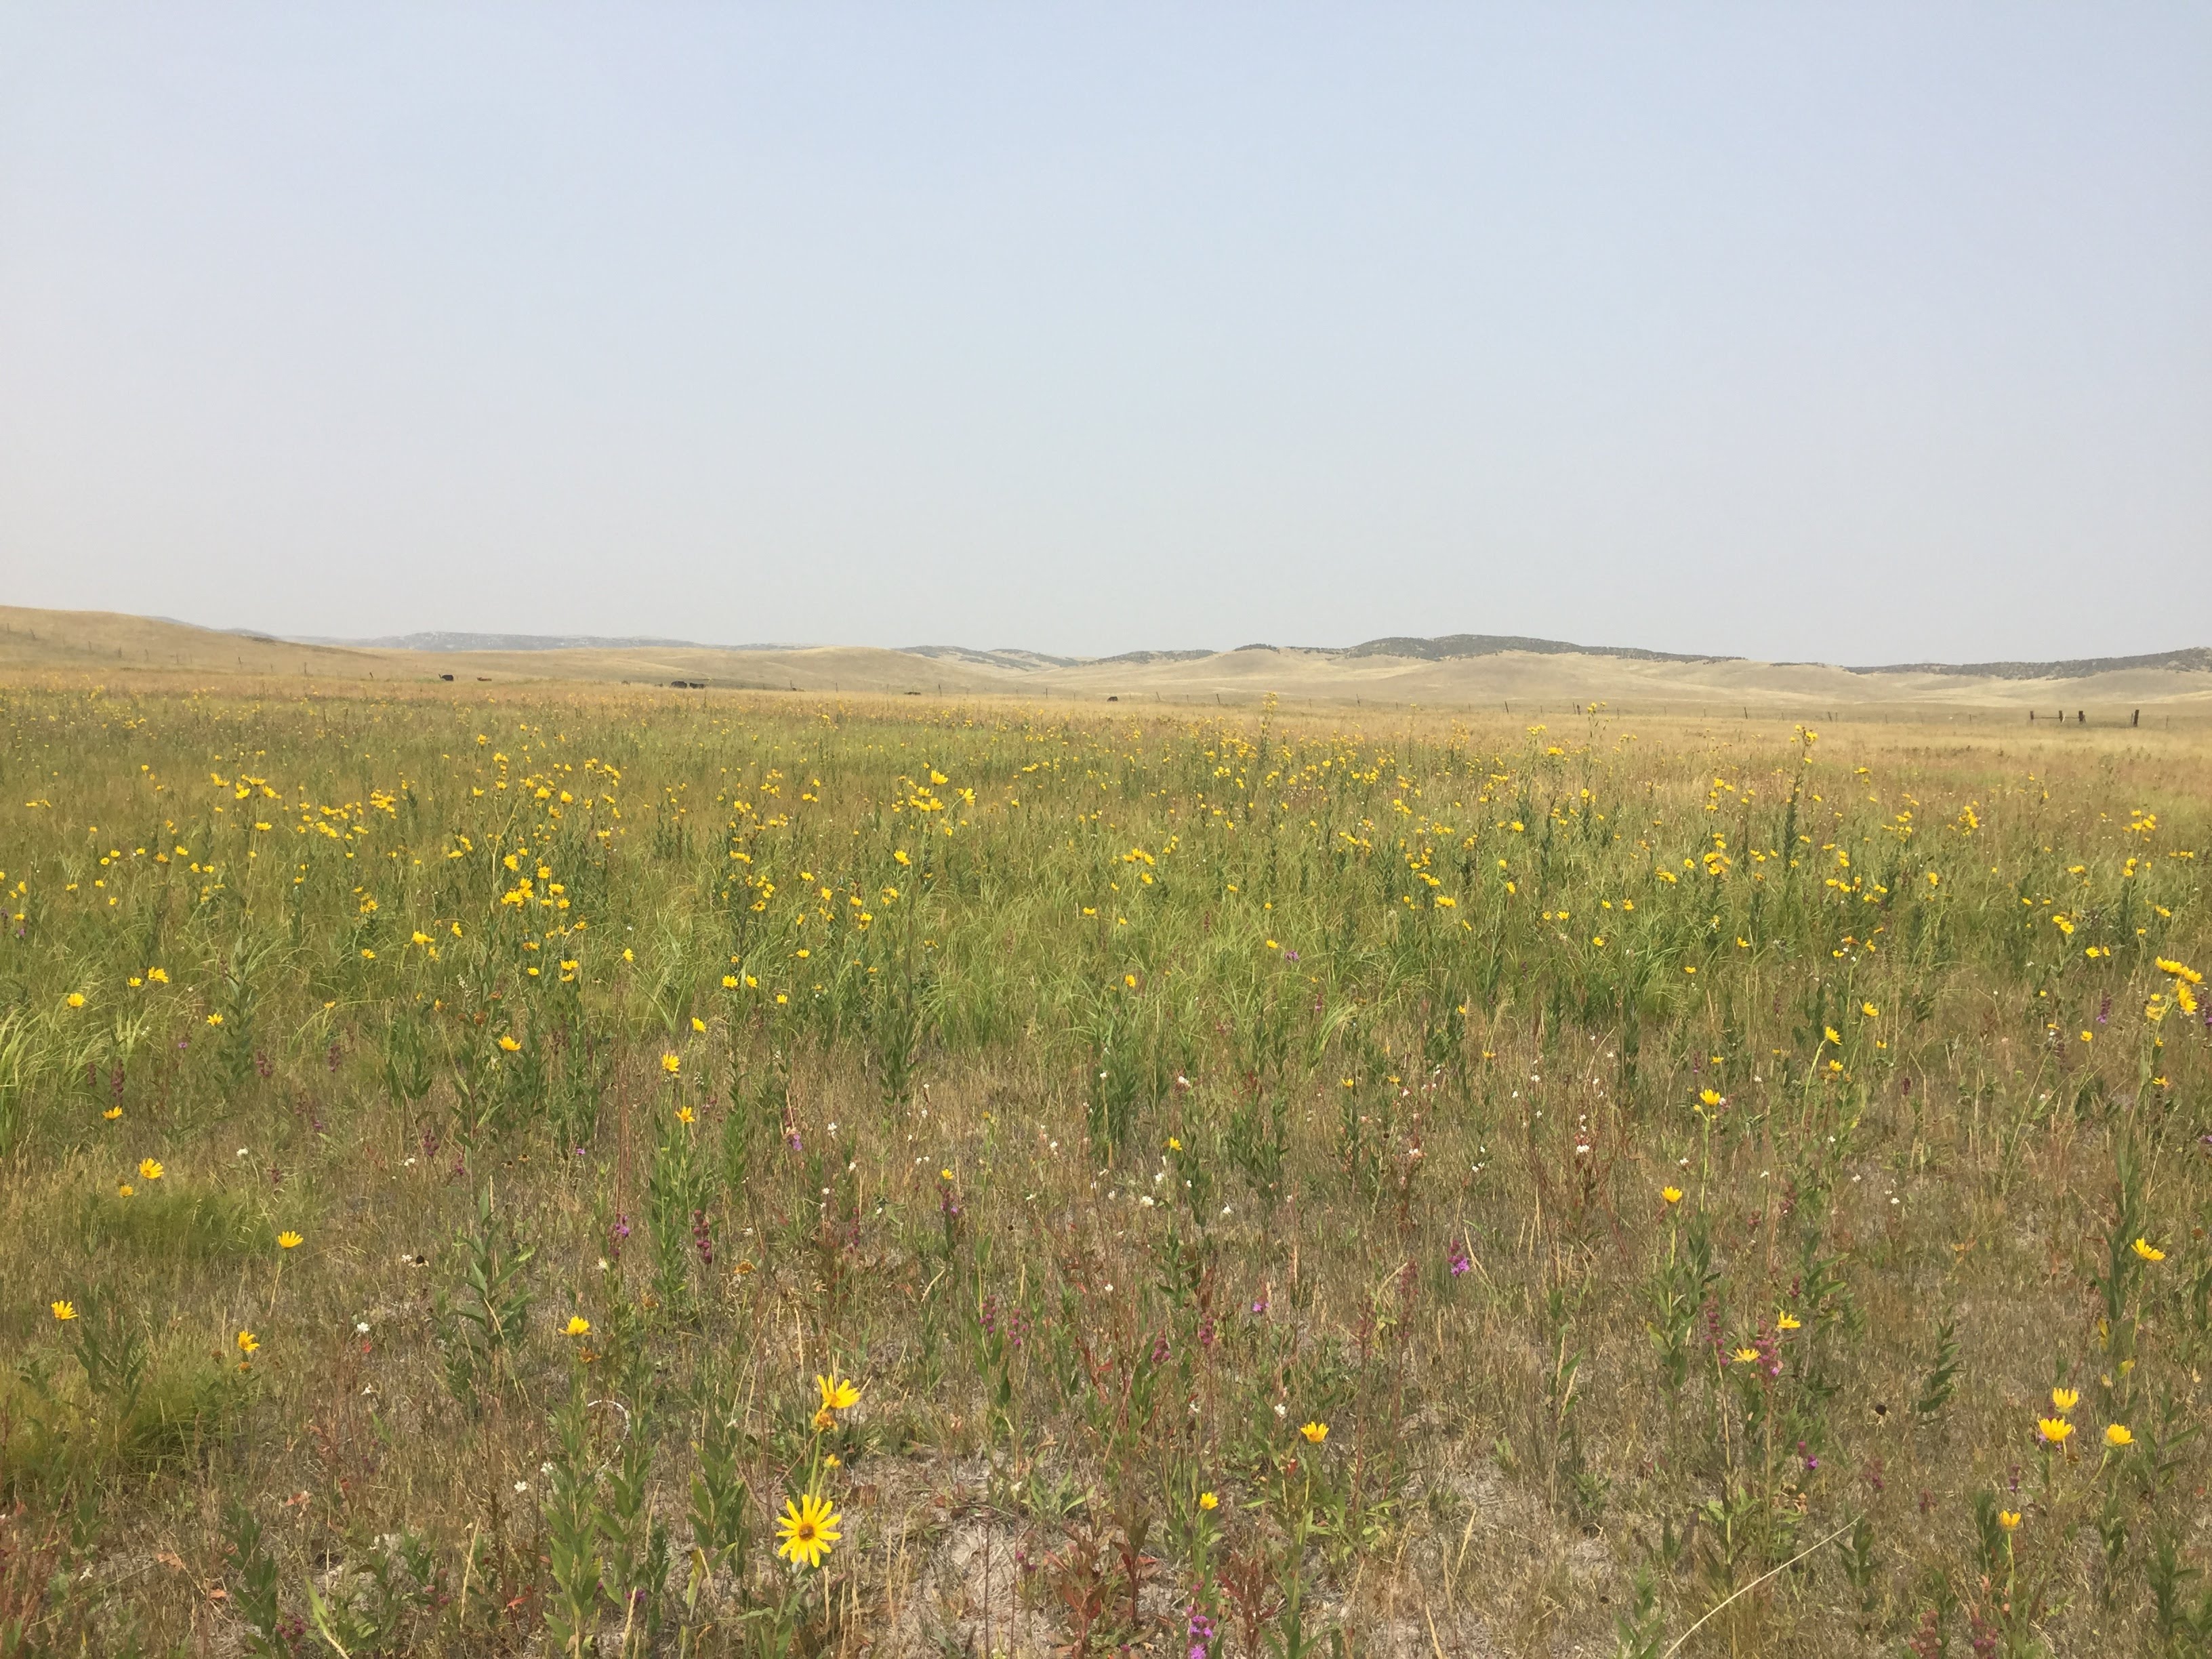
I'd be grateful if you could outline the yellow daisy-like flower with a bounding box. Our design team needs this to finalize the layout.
[1199,1491,1218,1511]
[1823,1026,1841,1044]
[1998,1510,2021,1532]
[2104,1424,2133,1448]
[1661,1186,1683,1205]
[138,1158,164,1182]
[775,1492,842,1569]
[817,1373,861,1414]
[237,1330,260,1357]
[277,1231,303,1250]
[1699,1088,1722,1108]
[2051,1388,2079,1412]
[103,1106,122,1121]
[2132,1238,2165,1263]
[2037,1417,2073,1446]
[691,1016,706,1033]
[1776,1311,1802,1332]
[1300,1421,1328,1443]
[1734,1347,1762,1365]
[498,1035,521,1052]
[661,1053,680,1075]
[565,1315,591,1337]
[116,1183,134,1198]
[676,1105,696,1125]
[51,1300,77,1322]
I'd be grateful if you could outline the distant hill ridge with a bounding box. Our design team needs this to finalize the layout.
[901,645,1086,670]
[1333,633,1732,664]
[291,631,802,653]
[1845,647,2212,680]
[268,626,2212,679]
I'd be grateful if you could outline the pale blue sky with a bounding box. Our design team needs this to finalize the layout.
[2,7,2207,663]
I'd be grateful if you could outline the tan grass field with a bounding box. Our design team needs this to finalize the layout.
[0,610,2207,1658]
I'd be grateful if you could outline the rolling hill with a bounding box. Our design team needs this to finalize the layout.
[4,605,2209,717]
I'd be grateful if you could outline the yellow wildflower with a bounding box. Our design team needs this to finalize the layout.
[775,1492,842,1569]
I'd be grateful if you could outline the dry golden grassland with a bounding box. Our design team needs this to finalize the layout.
[0,678,2207,1658]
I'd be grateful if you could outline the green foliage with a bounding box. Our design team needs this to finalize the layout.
[1912,1317,1962,1426]
[432,1183,535,1411]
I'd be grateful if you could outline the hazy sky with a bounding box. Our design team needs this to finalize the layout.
[3,7,2207,663]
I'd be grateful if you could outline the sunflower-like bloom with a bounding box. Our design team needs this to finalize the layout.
[775,1492,842,1569]
[817,1373,861,1414]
